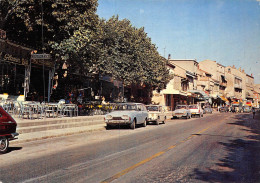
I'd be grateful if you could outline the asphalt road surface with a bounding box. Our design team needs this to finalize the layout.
[0,112,259,183]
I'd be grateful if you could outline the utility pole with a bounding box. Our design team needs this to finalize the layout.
[163,47,166,58]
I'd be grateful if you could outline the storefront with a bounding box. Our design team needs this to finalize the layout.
[0,38,54,102]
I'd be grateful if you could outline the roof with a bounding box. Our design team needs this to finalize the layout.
[246,74,254,79]
[198,68,212,75]
[166,63,176,69]
[217,63,226,67]
[169,59,198,64]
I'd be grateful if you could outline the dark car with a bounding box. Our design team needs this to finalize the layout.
[0,106,19,153]
[204,106,213,114]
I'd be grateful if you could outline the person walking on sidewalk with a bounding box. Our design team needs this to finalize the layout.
[252,107,256,119]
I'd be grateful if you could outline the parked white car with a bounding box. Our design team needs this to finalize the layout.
[105,103,148,129]
[146,105,170,125]
[189,104,204,118]
[172,105,191,119]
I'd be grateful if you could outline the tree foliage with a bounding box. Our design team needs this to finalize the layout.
[0,0,99,73]
[0,0,171,92]
[98,16,171,90]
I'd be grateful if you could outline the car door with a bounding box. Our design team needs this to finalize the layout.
[158,106,164,121]
[136,104,143,124]
[141,104,148,122]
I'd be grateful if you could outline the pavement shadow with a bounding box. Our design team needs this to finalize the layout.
[191,112,260,182]
[7,146,23,153]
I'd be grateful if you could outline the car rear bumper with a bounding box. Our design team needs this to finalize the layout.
[191,112,200,115]
[147,117,158,122]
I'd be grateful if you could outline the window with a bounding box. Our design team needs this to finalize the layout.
[137,105,142,111]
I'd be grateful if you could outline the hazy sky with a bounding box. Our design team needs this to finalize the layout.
[97,0,260,83]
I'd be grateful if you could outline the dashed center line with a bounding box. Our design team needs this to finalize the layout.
[101,124,217,183]
[101,115,232,183]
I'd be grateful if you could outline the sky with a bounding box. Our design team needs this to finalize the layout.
[97,0,260,83]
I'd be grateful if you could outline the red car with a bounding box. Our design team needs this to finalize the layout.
[0,106,19,153]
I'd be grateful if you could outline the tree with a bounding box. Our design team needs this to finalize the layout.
[0,0,101,100]
[98,16,171,93]
[0,0,99,66]
[1,1,171,102]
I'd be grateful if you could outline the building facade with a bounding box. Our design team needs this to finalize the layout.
[152,58,259,110]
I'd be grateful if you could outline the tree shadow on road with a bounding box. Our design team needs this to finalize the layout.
[191,113,260,183]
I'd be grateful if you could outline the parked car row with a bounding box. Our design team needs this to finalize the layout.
[219,105,254,113]
[104,103,213,130]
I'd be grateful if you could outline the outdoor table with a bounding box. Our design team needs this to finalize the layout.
[20,103,34,119]
[26,102,43,119]
[44,103,59,118]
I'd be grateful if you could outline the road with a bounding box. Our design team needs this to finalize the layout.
[0,112,259,183]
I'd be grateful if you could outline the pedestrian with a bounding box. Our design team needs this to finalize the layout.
[252,107,256,119]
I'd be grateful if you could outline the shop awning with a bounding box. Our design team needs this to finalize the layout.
[210,94,219,99]
[162,89,188,96]
[162,88,180,95]
[188,90,209,99]
[221,96,229,102]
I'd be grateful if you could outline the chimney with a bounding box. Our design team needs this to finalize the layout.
[242,69,245,73]
[168,54,171,60]
[239,67,241,72]
[232,65,236,69]
[251,73,253,77]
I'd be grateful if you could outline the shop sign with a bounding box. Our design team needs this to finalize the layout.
[31,58,54,67]
[31,54,51,60]
[0,51,29,65]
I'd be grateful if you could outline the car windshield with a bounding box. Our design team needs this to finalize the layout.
[176,105,187,110]
[114,104,137,111]
[146,106,159,111]
[189,105,198,109]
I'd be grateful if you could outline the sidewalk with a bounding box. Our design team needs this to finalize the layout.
[11,115,106,144]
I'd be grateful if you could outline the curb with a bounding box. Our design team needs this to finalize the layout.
[10,126,106,145]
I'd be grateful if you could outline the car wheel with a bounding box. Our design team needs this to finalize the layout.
[163,116,166,124]
[155,119,159,125]
[0,138,9,154]
[142,119,147,127]
[130,119,136,129]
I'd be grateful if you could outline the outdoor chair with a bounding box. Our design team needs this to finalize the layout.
[20,102,33,119]
[74,105,78,116]
[44,103,57,118]
[2,99,14,113]
[57,103,64,118]
[33,102,44,119]
[63,104,74,117]
[12,101,20,116]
